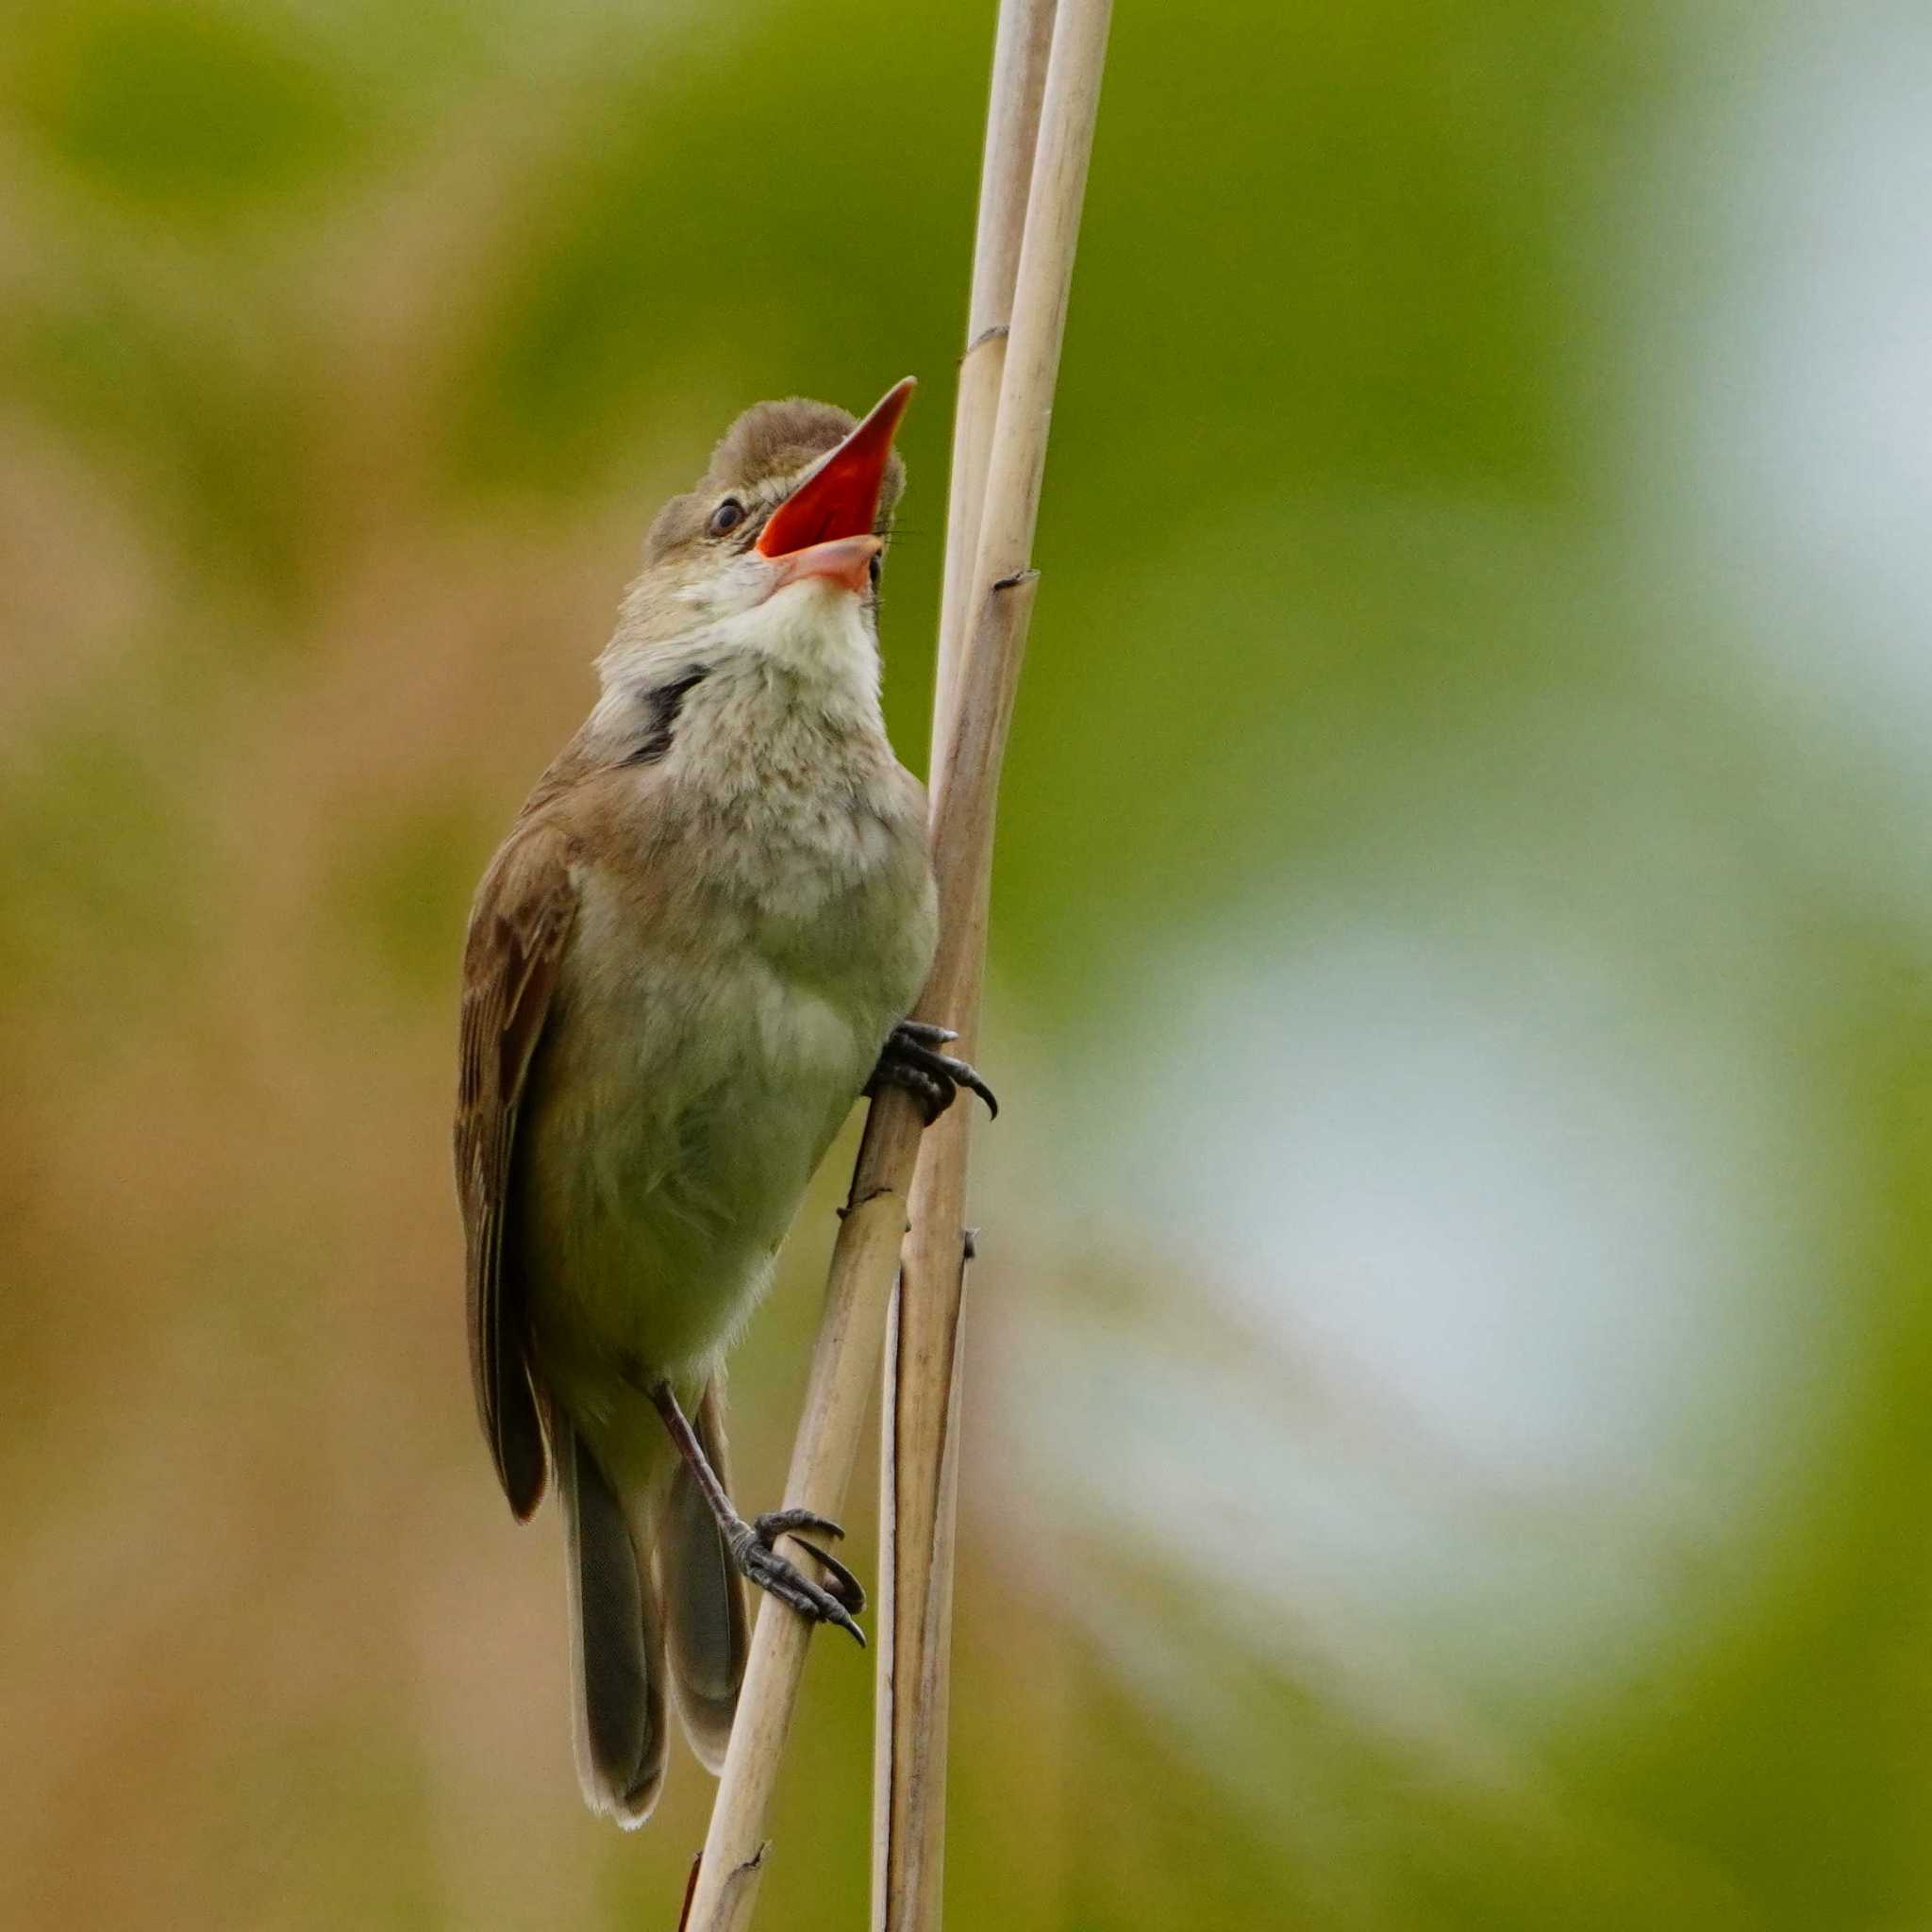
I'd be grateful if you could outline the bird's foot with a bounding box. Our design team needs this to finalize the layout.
[724,1508,868,1646]
[866,1020,998,1125]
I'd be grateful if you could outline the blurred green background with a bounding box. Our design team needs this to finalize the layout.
[7,1,1932,1925]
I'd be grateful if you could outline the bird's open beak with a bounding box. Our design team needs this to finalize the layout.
[757,376,915,595]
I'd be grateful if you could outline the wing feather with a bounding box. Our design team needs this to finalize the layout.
[455,820,578,1520]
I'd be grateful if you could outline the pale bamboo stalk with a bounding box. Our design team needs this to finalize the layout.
[873,0,1056,1917]
[876,4,1114,1928]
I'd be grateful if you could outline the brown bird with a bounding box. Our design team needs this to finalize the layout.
[454,379,991,1826]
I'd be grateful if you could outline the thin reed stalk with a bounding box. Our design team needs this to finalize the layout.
[873,3,1056,1922]
[682,7,1110,1926]
[875,6,1113,1926]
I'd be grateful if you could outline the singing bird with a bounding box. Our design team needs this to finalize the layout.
[454,379,992,1826]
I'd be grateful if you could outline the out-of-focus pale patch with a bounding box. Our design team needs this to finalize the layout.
[978,881,1862,1742]
[1626,5,1932,819]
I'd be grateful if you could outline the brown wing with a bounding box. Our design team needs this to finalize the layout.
[455,819,578,1520]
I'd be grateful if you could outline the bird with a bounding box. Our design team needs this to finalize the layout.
[453,377,993,1828]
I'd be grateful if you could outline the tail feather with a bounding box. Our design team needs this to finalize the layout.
[660,1381,750,1773]
[560,1421,666,1826]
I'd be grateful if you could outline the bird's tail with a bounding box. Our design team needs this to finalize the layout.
[559,1419,666,1827]
[659,1380,751,1772]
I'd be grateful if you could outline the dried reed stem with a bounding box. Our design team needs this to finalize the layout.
[683,6,1109,1926]
[683,1099,924,1932]
[876,4,1113,1928]
[873,4,1056,1922]
[929,0,1061,757]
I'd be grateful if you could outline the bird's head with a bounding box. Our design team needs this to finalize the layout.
[614,379,913,658]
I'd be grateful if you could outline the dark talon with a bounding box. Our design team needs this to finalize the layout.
[728,1512,868,1643]
[893,1020,959,1048]
[866,1055,953,1123]
[915,1045,999,1119]
[753,1509,865,1613]
[789,1537,866,1614]
[867,1021,999,1124]
[754,1507,846,1541]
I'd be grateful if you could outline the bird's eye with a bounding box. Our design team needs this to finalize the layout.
[867,551,883,591]
[708,498,746,538]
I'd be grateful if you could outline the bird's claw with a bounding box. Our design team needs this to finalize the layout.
[754,1508,866,1615]
[867,1021,999,1124]
[729,1510,868,1645]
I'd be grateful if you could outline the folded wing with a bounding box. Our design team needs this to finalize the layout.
[455,819,579,1519]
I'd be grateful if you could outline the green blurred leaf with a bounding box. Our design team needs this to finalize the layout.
[11,0,360,209]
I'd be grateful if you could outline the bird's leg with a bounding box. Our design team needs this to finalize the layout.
[865,1020,999,1125]
[647,1382,867,1645]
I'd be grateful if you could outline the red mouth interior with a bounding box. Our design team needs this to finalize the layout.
[756,377,914,560]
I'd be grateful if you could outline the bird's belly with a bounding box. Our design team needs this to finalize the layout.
[516,941,885,1408]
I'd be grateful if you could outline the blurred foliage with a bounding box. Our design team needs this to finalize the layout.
[5,1,1931,1928]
